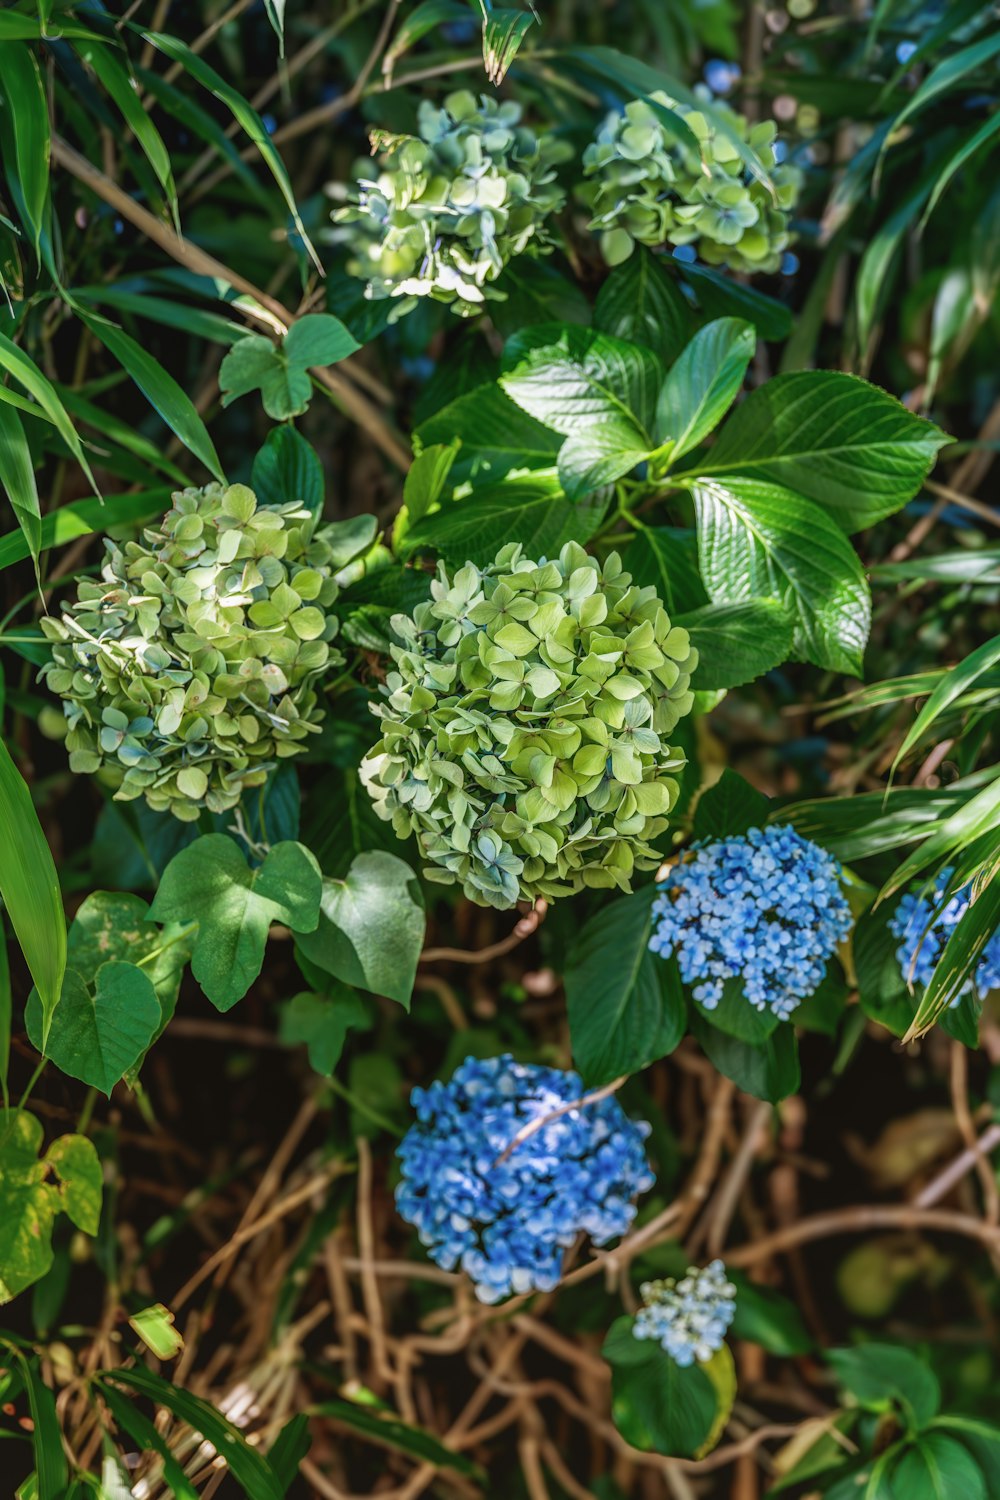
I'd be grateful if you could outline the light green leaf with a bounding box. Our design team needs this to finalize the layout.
[296,852,425,1008]
[0,45,49,257]
[679,599,795,690]
[26,962,161,1095]
[220,335,310,420]
[557,424,651,499]
[283,313,360,367]
[478,2,535,83]
[690,475,871,676]
[893,633,1000,771]
[149,835,322,1011]
[693,371,950,531]
[279,988,370,1075]
[655,318,755,459]
[0,487,170,573]
[0,400,40,575]
[501,325,662,441]
[0,737,65,1048]
[593,247,693,367]
[128,1303,184,1360]
[0,1114,101,1303]
[79,312,224,480]
[565,890,686,1086]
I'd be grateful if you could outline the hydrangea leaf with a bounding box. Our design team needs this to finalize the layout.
[279,987,371,1075]
[500,325,663,439]
[893,1436,986,1500]
[827,1343,941,1427]
[696,1344,737,1458]
[655,318,755,459]
[566,891,687,1087]
[295,852,425,1008]
[690,475,871,677]
[604,1314,718,1457]
[0,1112,101,1303]
[594,248,693,367]
[401,477,602,567]
[693,371,951,532]
[149,834,322,1011]
[26,962,161,1095]
[679,599,795,690]
[728,1272,813,1355]
[678,262,793,341]
[693,977,782,1043]
[692,769,771,842]
[692,1011,801,1103]
[251,427,324,513]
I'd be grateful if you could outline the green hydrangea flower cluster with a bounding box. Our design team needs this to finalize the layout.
[40,484,342,822]
[332,90,569,316]
[579,89,800,273]
[360,543,697,909]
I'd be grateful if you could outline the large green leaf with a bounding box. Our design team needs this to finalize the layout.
[296,852,425,1008]
[565,890,686,1086]
[827,1344,941,1426]
[693,372,949,532]
[655,318,755,459]
[690,475,871,676]
[500,327,661,498]
[893,1435,986,1500]
[76,42,177,227]
[0,45,49,257]
[149,836,322,1011]
[692,769,771,842]
[0,738,65,1048]
[728,1272,812,1354]
[679,599,795,690]
[402,477,603,567]
[0,332,97,492]
[279,988,370,1076]
[413,384,563,483]
[593,248,692,367]
[0,487,170,572]
[0,400,40,574]
[692,1012,800,1102]
[603,1315,721,1457]
[25,963,161,1095]
[79,313,224,481]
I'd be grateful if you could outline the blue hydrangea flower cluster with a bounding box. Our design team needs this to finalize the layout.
[395,1055,654,1303]
[889,866,1000,1002]
[648,824,852,1020]
[633,1260,737,1367]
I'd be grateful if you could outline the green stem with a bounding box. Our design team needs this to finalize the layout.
[135,921,198,970]
[326,1076,404,1139]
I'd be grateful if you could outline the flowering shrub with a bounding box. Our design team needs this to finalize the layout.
[360,541,697,908]
[649,825,852,1019]
[578,89,800,271]
[39,484,341,821]
[395,1055,653,1302]
[889,868,1000,1001]
[633,1260,737,1366]
[332,91,568,315]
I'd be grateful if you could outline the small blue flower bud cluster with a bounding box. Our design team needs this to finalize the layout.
[648,825,852,1020]
[889,866,1000,1002]
[395,1055,654,1303]
[633,1259,737,1366]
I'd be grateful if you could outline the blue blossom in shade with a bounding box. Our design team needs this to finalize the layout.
[648,825,852,1020]
[395,1055,654,1303]
[633,1260,737,1367]
[888,867,1000,1003]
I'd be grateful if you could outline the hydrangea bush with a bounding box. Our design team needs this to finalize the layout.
[890,867,1000,1001]
[649,825,853,1019]
[332,91,569,315]
[633,1260,737,1366]
[39,484,342,821]
[578,89,800,271]
[395,1055,653,1301]
[360,541,697,907]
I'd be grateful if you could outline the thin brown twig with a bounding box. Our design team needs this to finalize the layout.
[916,1121,1000,1209]
[725,1202,1000,1266]
[420,900,547,965]
[495,1076,629,1165]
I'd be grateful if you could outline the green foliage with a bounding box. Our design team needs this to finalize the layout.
[220,315,360,420]
[0,1113,100,1302]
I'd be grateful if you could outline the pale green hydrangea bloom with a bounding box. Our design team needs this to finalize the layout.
[360,542,697,909]
[579,88,800,273]
[40,484,342,821]
[333,90,570,316]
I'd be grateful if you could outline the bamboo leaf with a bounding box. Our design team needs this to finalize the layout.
[0,738,65,1049]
